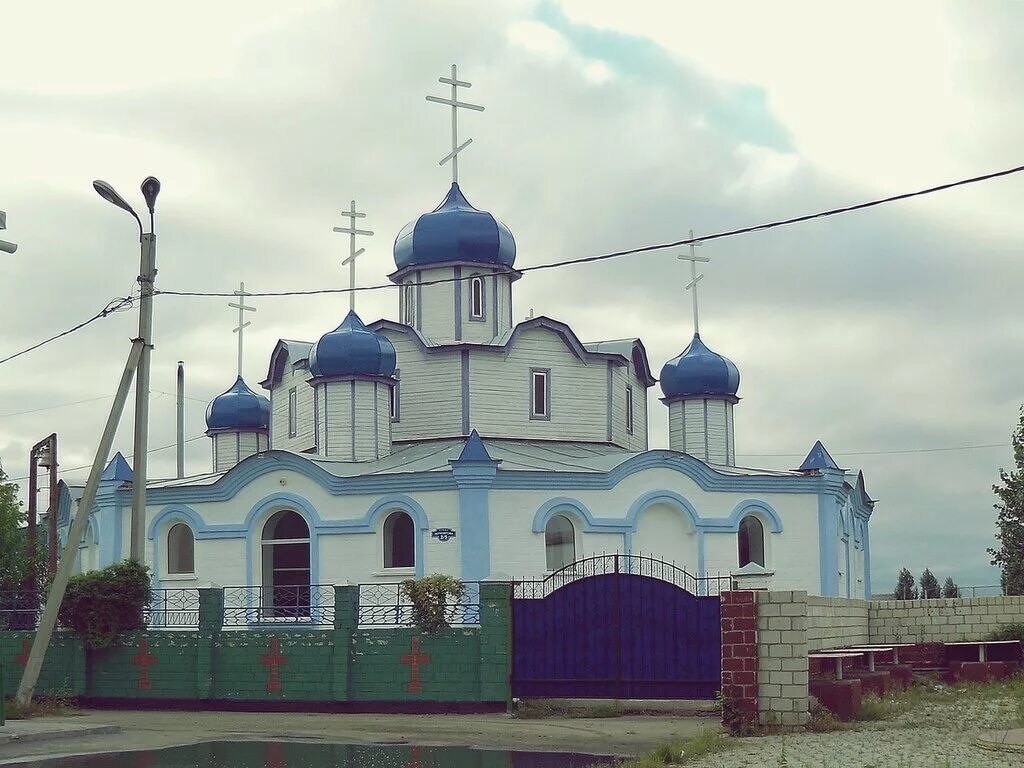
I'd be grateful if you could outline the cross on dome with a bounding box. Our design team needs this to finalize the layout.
[426,64,484,184]
[332,199,374,312]
[677,229,710,336]
[228,281,256,377]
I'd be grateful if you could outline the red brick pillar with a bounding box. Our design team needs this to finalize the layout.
[720,591,758,732]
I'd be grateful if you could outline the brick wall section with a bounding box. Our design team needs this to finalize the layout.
[720,591,758,727]
[8,584,512,707]
[755,591,809,726]
[807,597,869,651]
[869,596,1024,644]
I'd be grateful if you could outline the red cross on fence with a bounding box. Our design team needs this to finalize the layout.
[131,637,158,690]
[406,745,422,768]
[265,741,285,768]
[260,636,288,693]
[400,636,430,694]
[15,639,31,666]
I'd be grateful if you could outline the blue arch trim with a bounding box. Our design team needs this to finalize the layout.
[244,493,322,590]
[625,491,701,530]
[726,499,784,534]
[531,497,628,534]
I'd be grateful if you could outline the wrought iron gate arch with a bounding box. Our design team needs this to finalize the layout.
[511,553,725,700]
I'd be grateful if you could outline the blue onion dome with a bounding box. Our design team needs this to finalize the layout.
[393,183,516,271]
[206,376,271,432]
[308,310,397,378]
[659,334,740,399]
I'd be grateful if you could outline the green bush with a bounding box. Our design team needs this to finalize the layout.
[986,623,1024,642]
[805,702,841,732]
[857,692,893,721]
[57,560,151,649]
[401,574,465,633]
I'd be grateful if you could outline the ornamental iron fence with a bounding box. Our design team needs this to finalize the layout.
[512,553,731,600]
[357,582,481,627]
[0,589,42,631]
[144,589,201,629]
[222,584,335,627]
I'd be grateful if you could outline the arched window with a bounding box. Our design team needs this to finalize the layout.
[384,511,415,569]
[261,510,311,618]
[167,523,195,575]
[470,276,485,319]
[545,515,576,571]
[737,515,765,568]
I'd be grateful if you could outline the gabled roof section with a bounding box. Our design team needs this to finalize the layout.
[101,452,133,483]
[261,339,313,389]
[585,338,657,387]
[797,440,841,472]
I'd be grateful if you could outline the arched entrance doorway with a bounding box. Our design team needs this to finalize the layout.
[261,510,310,618]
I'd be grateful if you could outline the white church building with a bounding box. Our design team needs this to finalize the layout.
[57,70,875,602]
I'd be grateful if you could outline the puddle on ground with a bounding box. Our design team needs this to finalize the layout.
[17,741,616,767]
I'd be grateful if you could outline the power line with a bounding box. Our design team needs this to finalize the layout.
[0,394,114,420]
[6,435,206,482]
[156,163,1024,299]
[0,295,134,367]
[738,442,1009,459]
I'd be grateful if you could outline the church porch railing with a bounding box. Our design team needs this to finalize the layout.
[357,582,482,628]
[221,585,336,628]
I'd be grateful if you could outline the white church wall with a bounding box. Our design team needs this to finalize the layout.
[632,501,700,569]
[270,364,315,453]
[383,331,463,441]
[460,269,510,344]
[415,266,457,343]
[610,364,650,451]
[468,327,606,442]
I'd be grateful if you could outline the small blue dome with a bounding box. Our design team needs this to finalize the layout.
[393,183,516,271]
[660,334,740,399]
[308,310,397,378]
[206,376,271,432]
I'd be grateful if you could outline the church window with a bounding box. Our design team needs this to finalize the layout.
[261,510,311,619]
[404,283,415,325]
[470,276,485,320]
[738,515,765,568]
[384,511,415,569]
[167,523,195,575]
[530,369,550,420]
[288,388,298,438]
[545,514,575,571]
[390,370,401,422]
[626,385,635,434]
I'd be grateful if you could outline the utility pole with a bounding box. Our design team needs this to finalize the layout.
[92,177,161,562]
[44,434,58,574]
[16,341,144,705]
[176,361,185,479]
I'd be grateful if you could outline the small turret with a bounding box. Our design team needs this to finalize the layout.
[205,376,271,471]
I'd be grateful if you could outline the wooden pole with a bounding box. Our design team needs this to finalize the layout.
[47,434,58,574]
[26,449,37,591]
[16,340,143,706]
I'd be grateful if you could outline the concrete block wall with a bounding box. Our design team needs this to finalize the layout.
[755,591,809,727]
[806,596,869,651]
[0,631,85,698]
[869,596,1024,644]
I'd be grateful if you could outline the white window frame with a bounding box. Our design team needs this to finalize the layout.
[165,522,196,578]
[530,368,551,420]
[390,369,401,422]
[287,387,298,438]
[544,514,576,572]
[626,385,635,435]
[469,275,485,321]
[383,510,416,570]
[404,283,415,325]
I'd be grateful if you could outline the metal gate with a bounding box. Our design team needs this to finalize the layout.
[511,555,726,699]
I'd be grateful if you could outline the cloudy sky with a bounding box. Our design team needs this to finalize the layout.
[1,1,1021,591]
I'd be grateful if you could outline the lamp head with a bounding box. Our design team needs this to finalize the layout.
[92,180,138,217]
[141,177,161,214]
[0,239,17,255]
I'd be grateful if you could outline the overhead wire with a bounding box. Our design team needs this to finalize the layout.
[0,295,134,367]
[156,163,1024,299]
[5,435,206,482]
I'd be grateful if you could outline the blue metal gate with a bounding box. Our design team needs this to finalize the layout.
[511,555,725,699]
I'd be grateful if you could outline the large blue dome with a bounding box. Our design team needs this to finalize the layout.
[206,376,271,432]
[393,183,516,271]
[660,334,740,400]
[308,310,397,378]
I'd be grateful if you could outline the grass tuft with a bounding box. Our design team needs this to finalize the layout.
[856,692,894,721]
[598,728,729,767]
[3,694,75,720]
[805,702,841,732]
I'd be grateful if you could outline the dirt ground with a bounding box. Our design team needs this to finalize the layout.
[0,708,717,763]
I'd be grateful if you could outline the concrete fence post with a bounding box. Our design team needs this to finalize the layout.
[333,585,358,702]
[478,582,512,705]
[196,588,223,700]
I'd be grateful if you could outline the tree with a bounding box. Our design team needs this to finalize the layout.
[919,568,941,599]
[0,462,29,590]
[942,577,960,598]
[894,568,918,600]
[990,405,1024,595]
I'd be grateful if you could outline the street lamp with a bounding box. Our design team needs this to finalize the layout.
[93,177,161,562]
[0,210,18,254]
